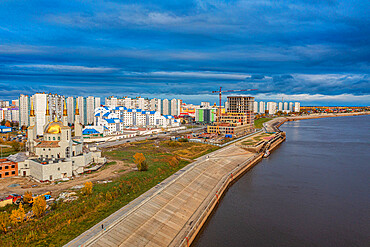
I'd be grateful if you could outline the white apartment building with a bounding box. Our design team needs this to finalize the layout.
[253,101,258,113]
[170,99,181,116]
[19,94,29,127]
[259,101,265,114]
[32,93,47,136]
[289,102,294,112]
[278,102,283,112]
[294,102,301,112]
[283,102,288,111]
[267,102,277,115]
[162,99,170,115]
[66,97,75,124]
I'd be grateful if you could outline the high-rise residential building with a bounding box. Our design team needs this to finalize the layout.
[137,97,145,109]
[86,96,95,125]
[47,94,64,120]
[76,96,86,125]
[267,102,277,115]
[95,97,101,109]
[0,100,9,107]
[283,102,288,111]
[33,93,47,136]
[294,102,301,112]
[170,99,181,116]
[66,97,75,124]
[19,94,30,127]
[259,101,265,114]
[253,101,258,113]
[150,98,161,112]
[278,102,283,112]
[162,99,170,115]
[289,102,294,112]
[0,107,19,123]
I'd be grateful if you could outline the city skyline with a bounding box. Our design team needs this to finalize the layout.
[0,1,369,105]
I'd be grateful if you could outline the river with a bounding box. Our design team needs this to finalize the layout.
[193,115,370,247]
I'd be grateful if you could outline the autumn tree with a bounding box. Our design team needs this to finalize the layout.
[32,196,46,218]
[10,203,25,224]
[0,212,11,233]
[133,153,147,171]
[23,191,33,204]
[82,181,93,195]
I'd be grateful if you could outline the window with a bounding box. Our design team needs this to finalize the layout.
[5,172,9,176]
[11,165,15,168]
[11,171,15,175]
[49,148,51,151]
[43,149,45,151]
[5,166,8,169]
[53,137,55,140]
[49,175,52,180]
[58,167,60,171]
[0,167,2,170]
[58,137,60,140]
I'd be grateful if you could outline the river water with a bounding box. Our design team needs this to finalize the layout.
[193,115,370,247]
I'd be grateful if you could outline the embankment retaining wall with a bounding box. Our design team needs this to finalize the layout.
[177,134,286,247]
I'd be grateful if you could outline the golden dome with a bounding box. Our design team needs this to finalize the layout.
[45,121,63,134]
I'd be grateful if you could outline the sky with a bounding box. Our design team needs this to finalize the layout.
[0,0,369,106]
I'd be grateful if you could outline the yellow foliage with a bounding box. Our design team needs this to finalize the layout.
[105,191,113,201]
[23,191,33,204]
[0,212,11,233]
[133,153,147,171]
[32,196,46,218]
[82,181,93,195]
[10,203,25,224]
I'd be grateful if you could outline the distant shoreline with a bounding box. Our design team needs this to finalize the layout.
[264,112,370,132]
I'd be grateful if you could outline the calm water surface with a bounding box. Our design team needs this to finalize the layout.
[193,115,370,247]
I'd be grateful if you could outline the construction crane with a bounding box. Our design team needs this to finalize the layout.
[211,87,257,121]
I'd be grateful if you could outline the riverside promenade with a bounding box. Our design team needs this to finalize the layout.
[65,136,264,247]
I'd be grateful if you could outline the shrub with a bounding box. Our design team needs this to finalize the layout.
[11,203,25,224]
[81,181,93,195]
[178,138,189,142]
[32,196,46,218]
[133,153,147,171]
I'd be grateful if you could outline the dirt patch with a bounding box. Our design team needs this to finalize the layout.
[0,160,133,198]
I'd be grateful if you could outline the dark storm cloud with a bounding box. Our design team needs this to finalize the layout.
[0,0,369,104]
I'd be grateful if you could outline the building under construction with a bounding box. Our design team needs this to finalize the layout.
[207,96,255,137]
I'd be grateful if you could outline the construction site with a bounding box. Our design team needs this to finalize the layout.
[206,87,256,138]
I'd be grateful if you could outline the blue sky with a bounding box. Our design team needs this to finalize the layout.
[0,0,369,105]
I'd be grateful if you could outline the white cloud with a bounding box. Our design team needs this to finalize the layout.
[12,64,118,73]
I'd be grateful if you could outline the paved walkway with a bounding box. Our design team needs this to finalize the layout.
[65,143,254,247]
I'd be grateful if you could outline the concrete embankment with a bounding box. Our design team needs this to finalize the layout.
[178,132,286,247]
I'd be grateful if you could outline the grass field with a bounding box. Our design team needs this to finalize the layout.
[0,140,218,246]
[254,117,272,128]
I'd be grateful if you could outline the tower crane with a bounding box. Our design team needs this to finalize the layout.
[211,87,257,121]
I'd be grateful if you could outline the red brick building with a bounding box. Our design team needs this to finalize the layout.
[0,159,18,178]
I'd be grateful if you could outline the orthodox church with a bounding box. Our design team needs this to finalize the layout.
[18,100,105,181]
